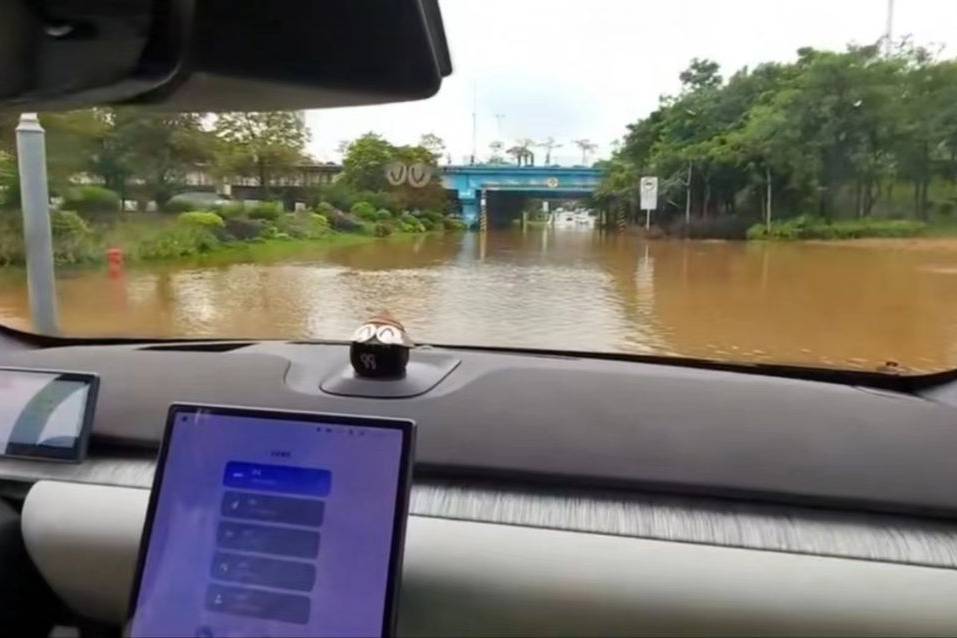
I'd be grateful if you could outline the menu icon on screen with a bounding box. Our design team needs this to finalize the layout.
[207,462,331,625]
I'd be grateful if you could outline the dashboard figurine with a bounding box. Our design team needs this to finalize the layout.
[350,314,414,378]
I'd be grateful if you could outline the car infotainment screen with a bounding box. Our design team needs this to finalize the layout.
[0,367,98,461]
[129,405,415,638]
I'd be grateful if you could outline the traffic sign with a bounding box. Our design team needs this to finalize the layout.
[640,176,658,211]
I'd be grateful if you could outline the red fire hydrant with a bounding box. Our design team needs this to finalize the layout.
[106,248,125,276]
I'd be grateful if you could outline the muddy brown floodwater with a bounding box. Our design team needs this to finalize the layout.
[2,229,957,373]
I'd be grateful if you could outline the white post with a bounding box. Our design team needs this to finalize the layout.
[16,113,59,334]
[644,209,651,229]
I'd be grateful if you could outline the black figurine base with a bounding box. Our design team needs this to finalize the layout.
[350,342,410,378]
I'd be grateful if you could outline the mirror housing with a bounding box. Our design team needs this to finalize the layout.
[0,0,451,111]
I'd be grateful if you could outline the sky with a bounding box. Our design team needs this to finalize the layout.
[305,0,957,166]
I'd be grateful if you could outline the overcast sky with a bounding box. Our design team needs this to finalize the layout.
[305,1,957,165]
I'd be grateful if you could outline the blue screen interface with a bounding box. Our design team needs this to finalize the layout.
[130,409,406,638]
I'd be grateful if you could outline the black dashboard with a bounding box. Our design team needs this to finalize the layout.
[3,329,957,635]
[2,336,957,517]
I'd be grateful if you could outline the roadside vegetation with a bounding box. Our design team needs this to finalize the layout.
[596,41,957,240]
[0,127,465,267]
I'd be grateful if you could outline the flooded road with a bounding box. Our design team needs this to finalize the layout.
[2,229,957,372]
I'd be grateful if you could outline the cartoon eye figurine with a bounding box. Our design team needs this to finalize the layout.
[352,323,377,342]
[349,314,414,378]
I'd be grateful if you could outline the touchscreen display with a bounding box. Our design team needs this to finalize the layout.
[0,368,97,461]
[130,405,414,638]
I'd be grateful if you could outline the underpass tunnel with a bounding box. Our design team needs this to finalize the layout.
[485,191,593,228]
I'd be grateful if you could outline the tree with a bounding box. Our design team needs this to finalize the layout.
[340,132,396,191]
[537,137,563,165]
[215,111,308,197]
[418,133,446,162]
[679,58,722,90]
[338,132,448,211]
[488,140,506,164]
[598,42,957,225]
[573,139,598,165]
[91,109,214,207]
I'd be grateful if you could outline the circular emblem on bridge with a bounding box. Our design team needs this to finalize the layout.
[546,177,559,188]
[385,162,407,186]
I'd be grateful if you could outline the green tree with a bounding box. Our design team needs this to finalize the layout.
[92,109,213,207]
[418,133,446,162]
[599,43,957,226]
[215,111,308,197]
[340,132,395,191]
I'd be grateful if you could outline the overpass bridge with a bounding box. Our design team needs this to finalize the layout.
[441,166,603,225]
[181,163,603,226]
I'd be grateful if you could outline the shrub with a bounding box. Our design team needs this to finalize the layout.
[351,201,377,221]
[397,212,426,232]
[161,199,196,214]
[51,210,98,264]
[0,216,24,265]
[216,202,246,220]
[177,211,225,230]
[315,201,336,217]
[248,201,283,221]
[373,222,394,237]
[329,210,364,232]
[136,226,219,260]
[275,212,330,239]
[258,224,280,239]
[936,201,955,218]
[223,217,266,240]
[357,222,376,236]
[748,215,927,240]
[421,210,444,224]
[357,190,395,211]
[419,217,437,231]
[443,217,468,231]
[375,209,393,221]
[63,186,120,217]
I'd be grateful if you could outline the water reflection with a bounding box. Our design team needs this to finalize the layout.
[1,230,956,372]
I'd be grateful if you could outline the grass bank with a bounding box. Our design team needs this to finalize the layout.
[0,204,466,268]
[746,216,930,240]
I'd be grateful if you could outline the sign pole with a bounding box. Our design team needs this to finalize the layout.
[639,176,659,234]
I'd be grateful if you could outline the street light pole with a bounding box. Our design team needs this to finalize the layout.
[16,113,59,334]
[884,0,895,56]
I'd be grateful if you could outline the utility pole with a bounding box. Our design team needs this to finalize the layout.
[470,81,478,165]
[16,113,59,334]
[884,0,895,57]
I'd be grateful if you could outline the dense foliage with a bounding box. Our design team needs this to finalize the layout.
[598,43,957,230]
[62,186,121,216]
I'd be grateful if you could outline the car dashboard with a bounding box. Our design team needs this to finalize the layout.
[2,334,957,635]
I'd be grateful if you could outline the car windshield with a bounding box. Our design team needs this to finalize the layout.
[1,0,957,374]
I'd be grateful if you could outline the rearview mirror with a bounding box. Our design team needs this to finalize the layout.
[0,0,452,111]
